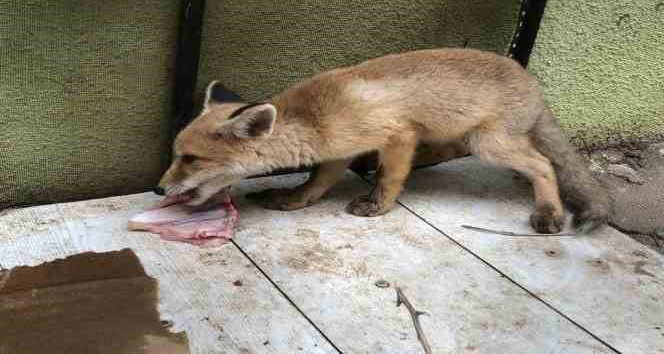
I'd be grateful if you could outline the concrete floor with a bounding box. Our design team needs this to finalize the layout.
[590,142,664,254]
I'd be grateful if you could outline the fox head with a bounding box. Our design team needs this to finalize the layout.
[157,81,278,205]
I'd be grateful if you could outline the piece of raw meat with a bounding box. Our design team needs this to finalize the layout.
[128,189,238,247]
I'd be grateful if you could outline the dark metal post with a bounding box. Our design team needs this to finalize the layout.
[509,0,548,67]
[172,0,206,141]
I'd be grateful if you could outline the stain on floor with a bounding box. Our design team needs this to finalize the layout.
[0,249,190,354]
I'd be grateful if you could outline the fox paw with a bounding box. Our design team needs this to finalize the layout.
[346,195,388,217]
[530,203,564,234]
[246,188,310,211]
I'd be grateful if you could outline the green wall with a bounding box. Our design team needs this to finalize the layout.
[0,1,179,208]
[529,0,664,145]
[2,0,524,208]
[12,1,655,206]
[197,0,522,104]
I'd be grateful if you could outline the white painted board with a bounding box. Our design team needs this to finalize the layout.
[230,173,616,354]
[0,195,337,354]
[398,157,664,354]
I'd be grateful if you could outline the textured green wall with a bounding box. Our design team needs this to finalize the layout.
[1,0,523,207]
[529,0,664,145]
[0,1,179,208]
[197,0,522,103]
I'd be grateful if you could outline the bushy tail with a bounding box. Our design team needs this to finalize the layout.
[532,108,610,233]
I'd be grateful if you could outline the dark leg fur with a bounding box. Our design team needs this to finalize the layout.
[531,108,610,233]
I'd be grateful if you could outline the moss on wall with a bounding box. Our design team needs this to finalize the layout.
[197,0,522,104]
[0,1,179,207]
[528,0,664,145]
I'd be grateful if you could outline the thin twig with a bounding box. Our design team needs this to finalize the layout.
[461,225,576,237]
[395,286,432,354]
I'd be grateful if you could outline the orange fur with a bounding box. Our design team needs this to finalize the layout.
[158,48,609,233]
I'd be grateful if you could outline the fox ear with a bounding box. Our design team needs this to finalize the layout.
[227,103,277,139]
[205,80,243,107]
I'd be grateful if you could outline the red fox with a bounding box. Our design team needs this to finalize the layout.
[157,48,610,234]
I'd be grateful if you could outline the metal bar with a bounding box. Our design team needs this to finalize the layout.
[509,0,549,67]
[171,0,206,140]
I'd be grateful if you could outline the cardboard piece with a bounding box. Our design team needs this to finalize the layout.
[0,249,190,354]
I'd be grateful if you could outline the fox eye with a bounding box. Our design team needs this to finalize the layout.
[181,154,197,164]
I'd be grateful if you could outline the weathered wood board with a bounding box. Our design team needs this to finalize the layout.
[0,195,337,354]
[2,162,659,353]
[397,157,664,354]
[230,173,616,354]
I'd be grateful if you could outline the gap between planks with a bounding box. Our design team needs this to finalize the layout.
[229,239,345,354]
[355,172,623,354]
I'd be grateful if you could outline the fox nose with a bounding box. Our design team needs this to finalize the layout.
[153,186,165,196]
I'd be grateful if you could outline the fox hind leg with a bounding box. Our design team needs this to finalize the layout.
[466,129,565,233]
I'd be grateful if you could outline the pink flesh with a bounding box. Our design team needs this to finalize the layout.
[128,189,238,248]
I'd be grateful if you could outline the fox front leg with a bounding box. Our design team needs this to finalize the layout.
[347,136,417,217]
[247,159,350,211]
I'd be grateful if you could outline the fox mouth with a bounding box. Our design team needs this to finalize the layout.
[164,179,216,204]
[160,186,231,209]
[164,170,242,206]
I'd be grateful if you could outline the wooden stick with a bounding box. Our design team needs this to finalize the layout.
[461,225,576,237]
[395,286,432,354]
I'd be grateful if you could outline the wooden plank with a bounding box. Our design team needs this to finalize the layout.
[397,157,664,354]
[0,194,337,354]
[230,173,616,354]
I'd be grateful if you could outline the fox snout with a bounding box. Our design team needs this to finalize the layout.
[155,162,186,196]
[153,186,165,196]
[155,158,238,206]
